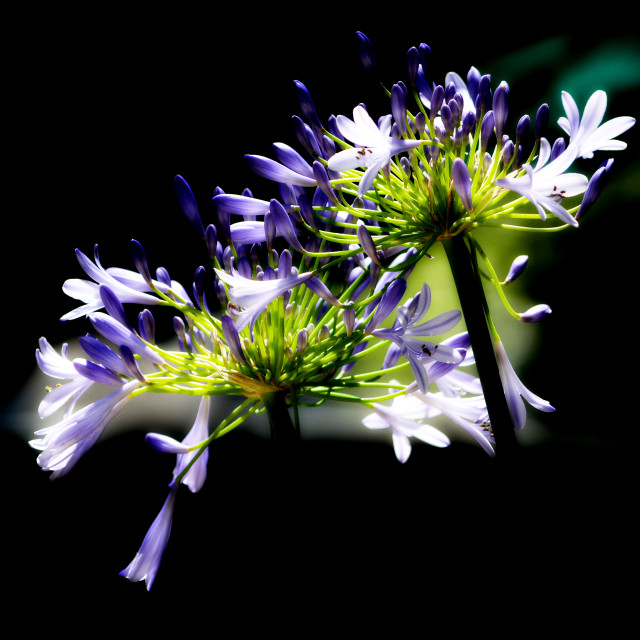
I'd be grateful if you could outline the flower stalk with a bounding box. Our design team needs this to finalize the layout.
[443,235,518,457]
[261,391,300,444]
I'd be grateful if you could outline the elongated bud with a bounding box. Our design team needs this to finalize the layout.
[145,433,192,454]
[296,328,308,354]
[138,309,155,343]
[131,239,153,287]
[429,85,444,121]
[503,255,529,284]
[205,225,218,261]
[343,306,356,336]
[391,84,407,135]
[293,80,322,128]
[452,158,473,212]
[535,103,550,140]
[357,222,382,266]
[221,315,246,363]
[519,304,552,323]
[120,345,148,383]
[174,175,205,238]
[576,159,614,221]
[493,81,509,140]
[312,161,338,203]
[270,199,304,253]
[356,31,380,82]
[305,276,342,307]
[99,284,130,328]
[365,278,407,333]
[480,110,495,151]
[407,47,419,87]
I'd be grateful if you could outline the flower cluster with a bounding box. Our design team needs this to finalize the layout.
[30,32,633,590]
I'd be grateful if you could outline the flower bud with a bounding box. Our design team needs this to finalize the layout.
[519,304,552,323]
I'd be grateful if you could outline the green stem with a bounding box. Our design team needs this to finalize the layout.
[261,391,300,444]
[443,235,518,457]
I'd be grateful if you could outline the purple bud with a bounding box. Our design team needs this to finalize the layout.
[391,84,407,135]
[429,85,444,121]
[365,278,407,333]
[79,334,127,374]
[221,315,246,363]
[264,211,276,253]
[138,309,155,344]
[441,103,454,134]
[356,31,380,81]
[296,328,308,354]
[120,345,148,383]
[501,140,515,168]
[73,358,123,386]
[131,239,153,287]
[452,158,473,212]
[516,115,530,146]
[519,304,552,323]
[297,193,318,231]
[292,115,322,157]
[99,284,130,328]
[476,75,492,116]
[504,255,529,284]
[278,249,292,278]
[467,67,481,104]
[343,306,356,336]
[357,223,382,266]
[305,276,342,307]
[293,80,322,128]
[205,224,218,261]
[269,199,304,253]
[576,159,614,221]
[550,137,566,162]
[407,47,419,86]
[480,110,495,151]
[174,175,205,238]
[461,111,476,138]
[448,98,461,128]
[312,161,338,203]
[535,103,550,139]
[493,82,509,140]
[273,142,315,181]
[193,266,207,304]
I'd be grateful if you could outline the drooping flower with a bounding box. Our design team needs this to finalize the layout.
[30,379,141,478]
[35,337,95,419]
[119,485,178,591]
[362,388,450,463]
[558,90,635,159]
[494,339,554,430]
[327,105,422,196]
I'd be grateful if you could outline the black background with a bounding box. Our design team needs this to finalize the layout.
[3,5,638,631]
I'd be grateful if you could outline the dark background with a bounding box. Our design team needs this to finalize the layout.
[3,5,638,629]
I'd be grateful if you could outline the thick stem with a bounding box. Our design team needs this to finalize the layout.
[261,391,300,444]
[443,235,518,457]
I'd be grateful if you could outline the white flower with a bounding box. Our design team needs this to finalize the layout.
[495,139,588,227]
[558,90,635,159]
[328,105,422,196]
[362,388,450,463]
[215,267,314,334]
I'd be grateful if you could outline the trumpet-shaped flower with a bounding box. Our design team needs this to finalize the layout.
[559,90,635,159]
[30,379,141,478]
[494,339,554,430]
[120,485,178,591]
[362,389,450,463]
[495,140,588,227]
[328,105,422,196]
[61,247,163,320]
[215,267,314,334]
[35,338,95,419]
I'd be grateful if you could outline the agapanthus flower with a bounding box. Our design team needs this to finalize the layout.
[119,485,178,591]
[327,105,422,196]
[362,386,451,463]
[30,379,141,478]
[494,339,555,430]
[559,90,636,159]
[367,282,463,393]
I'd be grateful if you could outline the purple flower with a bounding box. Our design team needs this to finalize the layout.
[61,247,164,320]
[30,379,140,478]
[494,339,554,430]
[119,485,178,590]
[370,283,463,393]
